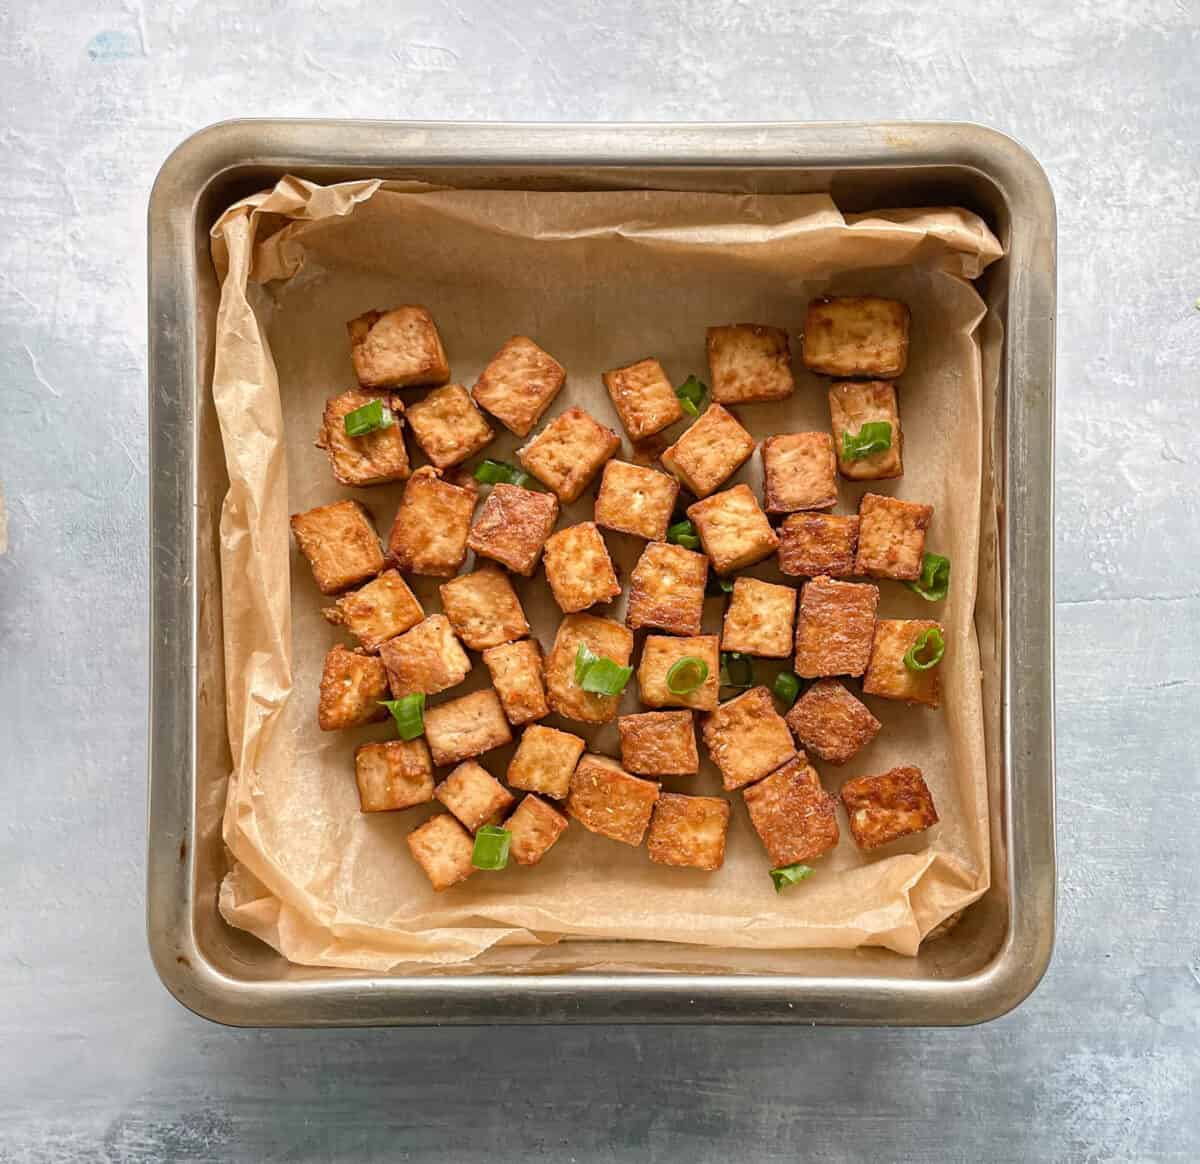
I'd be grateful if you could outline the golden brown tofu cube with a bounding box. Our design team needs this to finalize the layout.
[647,793,731,870]
[829,380,903,480]
[841,766,939,850]
[422,688,513,767]
[467,483,560,576]
[700,685,796,791]
[602,357,684,441]
[777,514,861,579]
[659,403,755,499]
[618,710,699,776]
[862,619,944,708]
[348,305,450,390]
[794,576,879,678]
[637,634,720,712]
[567,754,660,846]
[544,613,634,724]
[720,577,796,658]
[706,324,794,404]
[354,738,435,812]
[434,759,515,832]
[482,638,550,726]
[625,542,707,636]
[378,614,471,697]
[542,522,621,613]
[406,813,475,891]
[761,432,838,514]
[594,460,679,541]
[322,568,424,651]
[317,645,389,731]
[439,566,529,651]
[291,499,385,596]
[507,723,586,799]
[802,297,910,379]
[855,493,932,581]
[686,484,779,575]
[517,407,621,503]
[404,383,494,470]
[743,756,840,865]
[505,794,570,866]
[785,678,881,765]
[471,335,566,438]
[316,389,411,487]
[386,466,476,578]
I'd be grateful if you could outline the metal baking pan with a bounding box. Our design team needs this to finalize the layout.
[147,120,1055,1026]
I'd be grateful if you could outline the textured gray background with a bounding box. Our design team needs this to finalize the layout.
[1,1,1198,1161]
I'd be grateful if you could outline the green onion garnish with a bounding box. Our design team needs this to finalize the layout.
[667,519,700,550]
[471,824,512,870]
[675,374,707,418]
[772,672,801,706]
[904,626,945,672]
[474,459,533,488]
[344,398,395,437]
[906,552,950,602]
[719,651,755,690]
[770,863,815,892]
[666,656,709,695]
[841,421,892,461]
[380,693,426,740]
[706,573,735,596]
[574,643,633,697]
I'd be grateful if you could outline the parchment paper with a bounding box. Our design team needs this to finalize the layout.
[209,176,1003,969]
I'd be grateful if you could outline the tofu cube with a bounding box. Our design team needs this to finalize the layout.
[660,403,755,498]
[862,619,944,708]
[322,568,424,651]
[406,813,475,891]
[618,710,699,776]
[507,723,586,799]
[802,296,910,379]
[777,514,861,579]
[594,460,679,542]
[386,466,476,577]
[706,324,795,404]
[794,576,879,678]
[348,305,450,390]
[761,432,838,513]
[855,493,933,581]
[637,634,720,712]
[482,638,550,726]
[544,613,634,724]
[467,483,560,576]
[785,678,881,765]
[422,688,513,767]
[566,754,660,846]
[743,756,840,865]
[472,335,566,437]
[291,499,385,595]
[700,685,796,791]
[317,645,389,731]
[434,759,516,832]
[439,566,529,651]
[404,383,495,469]
[316,389,411,487]
[840,766,939,849]
[504,794,570,866]
[542,522,621,613]
[686,484,779,575]
[625,542,708,636]
[721,577,796,658]
[377,614,471,697]
[829,380,903,480]
[647,793,731,871]
[354,738,435,812]
[602,357,684,441]
[517,407,621,503]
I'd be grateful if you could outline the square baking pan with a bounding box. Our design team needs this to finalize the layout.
[147,120,1055,1026]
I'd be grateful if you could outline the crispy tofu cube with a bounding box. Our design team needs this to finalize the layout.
[348,305,450,389]
[743,756,840,865]
[647,793,731,870]
[472,335,566,437]
[507,723,586,799]
[618,710,699,776]
[686,484,779,575]
[404,383,494,469]
[720,577,796,658]
[659,403,755,498]
[542,522,621,613]
[482,638,550,726]
[517,407,621,503]
[794,576,879,678]
[802,296,910,379]
[855,493,932,581]
[406,813,475,891]
[434,759,515,832]
[439,566,529,651]
[785,678,881,765]
[777,514,860,579]
[594,460,679,541]
[841,766,939,849]
[505,794,570,865]
[378,614,471,697]
[706,324,795,404]
[829,380,903,480]
[291,499,385,596]
[602,357,684,441]
[317,645,389,731]
[566,754,660,846]
[637,634,720,712]
[544,613,634,724]
[322,568,424,651]
[386,466,476,578]
[467,483,560,576]
[316,389,411,487]
[761,432,838,513]
[422,688,513,767]
[625,542,707,636]
[862,619,944,708]
[354,738,435,812]
[700,685,796,791]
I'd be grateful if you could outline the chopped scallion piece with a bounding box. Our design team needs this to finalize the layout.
[380,693,426,740]
[904,626,945,672]
[667,519,700,550]
[574,643,599,685]
[471,825,512,870]
[905,552,951,602]
[666,656,709,695]
[841,420,892,461]
[675,374,707,418]
[719,651,754,690]
[574,643,633,696]
[770,863,815,892]
[474,459,533,488]
[772,672,801,706]
[343,398,395,437]
[706,573,735,596]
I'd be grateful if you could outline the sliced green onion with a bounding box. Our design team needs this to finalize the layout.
[706,573,735,596]
[574,643,633,696]
[906,552,950,602]
[380,693,425,740]
[474,459,533,488]
[770,863,815,892]
[719,651,755,690]
[772,672,801,706]
[675,374,707,418]
[667,519,700,550]
[666,656,709,695]
[574,643,600,685]
[471,824,512,870]
[841,421,892,460]
[904,626,945,672]
[344,398,395,437]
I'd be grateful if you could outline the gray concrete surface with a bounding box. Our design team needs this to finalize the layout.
[2,1,1198,1160]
